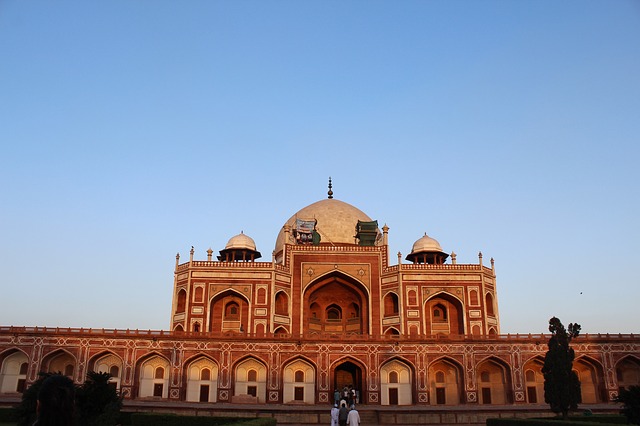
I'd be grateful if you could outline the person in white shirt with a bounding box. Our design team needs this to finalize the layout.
[346,404,360,426]
[331,403,339,426]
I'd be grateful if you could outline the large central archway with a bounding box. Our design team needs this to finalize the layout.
[333,359,365,404]
[303,272,369,335]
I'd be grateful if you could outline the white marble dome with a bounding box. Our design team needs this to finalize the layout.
[274,198,380,256]
[225,232,258,251]
[410,233,444,254]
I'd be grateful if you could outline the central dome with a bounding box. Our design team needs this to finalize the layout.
[274,198,379,256]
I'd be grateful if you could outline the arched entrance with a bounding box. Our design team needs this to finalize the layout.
[209,290,250,333]
[333,360,364,404]
[425,292,465,335]
[304,272,369,335]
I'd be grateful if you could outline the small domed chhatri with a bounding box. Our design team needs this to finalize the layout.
[405,233,449,265]
[218,231,262,262]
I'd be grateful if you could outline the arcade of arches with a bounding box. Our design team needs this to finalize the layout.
[1,193,639,405]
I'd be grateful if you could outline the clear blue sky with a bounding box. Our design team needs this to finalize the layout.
[1,1,638,334]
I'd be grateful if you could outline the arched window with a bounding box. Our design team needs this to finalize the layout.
[385,327,400,336]
[19,362,28,375]
[294,370,304,382]
[485,293,495,317]
[201,368,211,381]
[326,305,342,320]
[155,367,164,379]
[64,364,74,377]
[350,302,360,318]
[109,365,119,378]
[193,322,200,332]
[389,371,399,383]
[257,288,266,305]
[435,371,445,383]
[480,371,490,382]
[525,369,535,382]
[470,290,479,306]
[247,369,257,382]
[384,293,399,316]
[275,292,289,316]
[433,303,447,322]
[225,302,240,320]
[194,287,203,302]
[176,289,187,313]
[408,290,417,306]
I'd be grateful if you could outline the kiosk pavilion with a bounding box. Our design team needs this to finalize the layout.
[1,183,639,407]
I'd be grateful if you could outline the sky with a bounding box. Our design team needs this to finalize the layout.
[1,1,639,335]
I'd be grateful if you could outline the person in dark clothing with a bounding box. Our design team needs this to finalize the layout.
[34,374,76,426]
[338,400,349,426]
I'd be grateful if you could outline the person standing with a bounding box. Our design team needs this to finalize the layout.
[338,400,349,426]
[330,403,339,426]
[347,404,361,426]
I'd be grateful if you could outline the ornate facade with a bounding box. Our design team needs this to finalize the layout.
[1,187,639,406]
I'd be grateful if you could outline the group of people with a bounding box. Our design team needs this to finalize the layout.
[331,385,360,426]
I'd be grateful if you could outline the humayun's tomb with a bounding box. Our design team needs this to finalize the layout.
[1,182,639,411]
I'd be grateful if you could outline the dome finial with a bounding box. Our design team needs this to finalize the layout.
[327,177,333,199]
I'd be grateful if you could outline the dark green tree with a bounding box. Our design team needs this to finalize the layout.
[542,316,582,419]
[16,371,122,426]
[615,385,640,425]
[75,371,122,426]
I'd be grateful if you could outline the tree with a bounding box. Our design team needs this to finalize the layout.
[616,385,640,425]
[16,371,122,426]
[76,371,122,426]
[542,316,582,419]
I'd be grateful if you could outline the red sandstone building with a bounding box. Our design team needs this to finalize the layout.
[1,186,639,406]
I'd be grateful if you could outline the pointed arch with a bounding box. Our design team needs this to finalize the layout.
[88,351,123,391]
[424,292,465,335]
[485,292,495,317]
[275,291,289,316]
[476,356,512,404]
[574,356,605,403]
[522,356,545,404]
[135,352,171,399]
[185,355,219,402]
[233,356,268,403]
[41,349,77,379]
[615,355,640,390]
[384,327,401,336]
[176,289,187,313]
[209,289,250,333]
[0,349,29,393]
[383,291,400,317]
[273,326,289,336]
[303,271,370,336]
[331,356,367,404]
[380,358,414,405]
[282,357,316,404]
[428,356,464,405]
